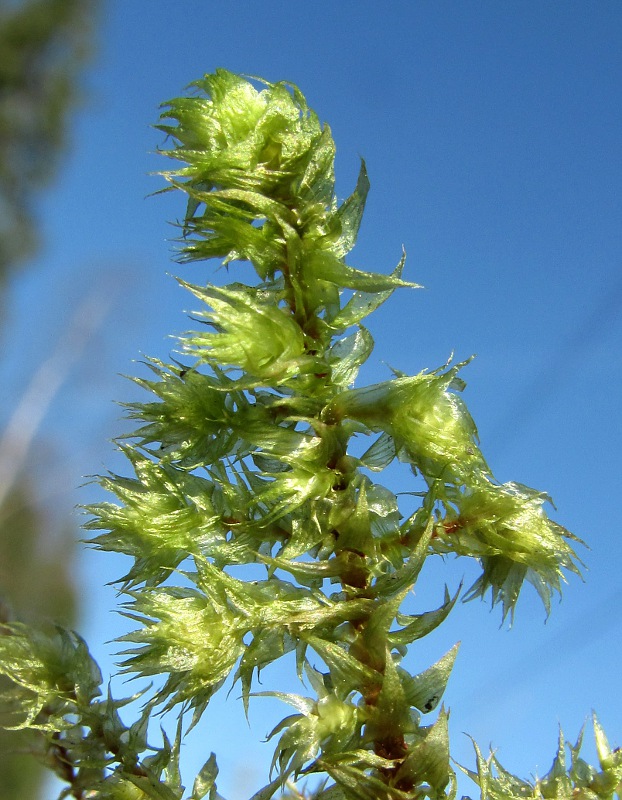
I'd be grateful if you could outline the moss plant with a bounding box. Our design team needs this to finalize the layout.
[1,69,620,800]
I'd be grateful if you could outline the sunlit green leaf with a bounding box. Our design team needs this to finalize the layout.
[398,644,459,714]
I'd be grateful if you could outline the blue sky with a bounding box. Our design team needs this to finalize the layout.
[2,2,621,798]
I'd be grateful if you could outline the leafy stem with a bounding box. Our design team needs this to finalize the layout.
[0,68,616,800]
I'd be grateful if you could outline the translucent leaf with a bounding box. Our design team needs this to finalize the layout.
[537,728,572,799]
[364,649,411,745]
[86,452,225,587]
[358,431,396,472]
[329,251,409,330]
[373,515,433,598]
[357,591,407,671]
[247,777,284,800]
[314,785,348,800]
[308,251,419,293]
[189,753,220,800]
[304,636,378,696]
[394,710,452,792]
[593,715,613,770]
[390,584,461,646]
[318,750,409,800]
[329,327,374,388]
[398,644,459,714]
[440,480,583,621]
[331,159,370,257]
[180,281,308,380]
[294,125,336,204]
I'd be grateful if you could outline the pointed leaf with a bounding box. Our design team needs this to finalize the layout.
[247,777,284,800]
[395,709,452,792]
[332,159,370,256]
[373,515,433,598]
[390,584,461,646]
[399,643,459,713]
[305,635,378,695]
[329,251,411,330]
[309,251,419,293]
[190,753,219,799]
[359,431,396,472]
[329,327,374,388]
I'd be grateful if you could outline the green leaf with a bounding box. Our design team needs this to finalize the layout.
[313,785,348,800]
[118,584,246,712]
[358,431,396,472]
[189,753,220,800]
[293,124,336,205]
[307,251,419,293]
[398,643,459,714]
[356,592,406,672]
[329,251,410,330]
[390,584,461,646]
[304,635,378,696]
[247,777,284,800]
[318,750,409,800]
[394,709,453,793]
[372,514,433,598]
[328,327,374,388]
[537,728,572,800]
[330,159,370,257]
[364,649,411,744]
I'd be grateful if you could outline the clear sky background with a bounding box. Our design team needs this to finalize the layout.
[1,2,621,798]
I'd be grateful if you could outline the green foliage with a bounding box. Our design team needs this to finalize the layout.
[0,68,617,800]
[0,2,96,794]
[461,718,622,800]
[0,0,94,279]
[0,485,75,800]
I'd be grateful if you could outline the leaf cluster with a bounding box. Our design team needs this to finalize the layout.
[462,717,622,800]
